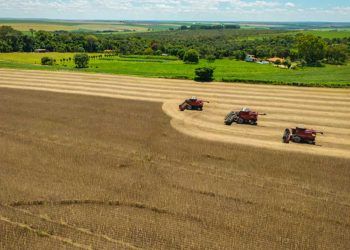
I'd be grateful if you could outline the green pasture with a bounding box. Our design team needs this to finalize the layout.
[0,53,349,87]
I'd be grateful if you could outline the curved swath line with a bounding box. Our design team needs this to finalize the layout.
[198,109,350,131]
[8,197,350,229]
[10,200,204,224]
[168,118,350,159]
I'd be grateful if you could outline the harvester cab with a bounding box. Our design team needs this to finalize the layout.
[179,97,209,111]
[283,126,323,144]
[225,107,266,125]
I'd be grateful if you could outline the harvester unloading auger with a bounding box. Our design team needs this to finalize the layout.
[179,97,209,111]
[224,107,266,125]
[282,127,324,145]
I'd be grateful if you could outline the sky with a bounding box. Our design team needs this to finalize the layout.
[0,0,349,22]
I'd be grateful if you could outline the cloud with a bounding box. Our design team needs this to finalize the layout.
[285,2,295,8]
[0,0,349,21]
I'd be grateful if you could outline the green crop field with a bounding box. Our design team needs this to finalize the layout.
[0,53,349,87]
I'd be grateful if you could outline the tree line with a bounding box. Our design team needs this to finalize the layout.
[0,25,349,65]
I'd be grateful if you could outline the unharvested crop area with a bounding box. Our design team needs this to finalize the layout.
[0,70,350,249]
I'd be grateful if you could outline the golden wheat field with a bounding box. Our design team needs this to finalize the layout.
[0,69,350,249]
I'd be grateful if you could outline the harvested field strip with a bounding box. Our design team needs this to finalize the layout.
[1,68,348,94]
[1,74,350,105]
[0,69,349,159]
[1,74,349,101]
[1,75,349,111]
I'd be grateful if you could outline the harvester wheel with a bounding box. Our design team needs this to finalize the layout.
[187,105,192,110]
[237,118,244,124]
[292,136,301,143]
[249,120,257,125]
[198,107,203,111]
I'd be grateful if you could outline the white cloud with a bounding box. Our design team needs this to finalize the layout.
[0,0,349,21]
[285,2,295,8]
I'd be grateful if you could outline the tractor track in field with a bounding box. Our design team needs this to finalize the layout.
[0,69,349,159]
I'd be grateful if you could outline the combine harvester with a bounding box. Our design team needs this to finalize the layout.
[224,107,266,125]
[282,127,324,145]
[179,97,209,111]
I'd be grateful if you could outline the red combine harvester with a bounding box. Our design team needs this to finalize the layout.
[179,97,209,111]
[224,107,266,125]
[282,127,323,144]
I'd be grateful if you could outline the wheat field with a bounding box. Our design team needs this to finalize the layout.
[0,70,350,249]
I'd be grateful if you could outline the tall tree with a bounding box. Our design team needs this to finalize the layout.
[297,34,326,65]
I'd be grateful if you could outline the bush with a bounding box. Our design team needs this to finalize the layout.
[74,53,89,68]
[206,55,216,63]
[194,67,214,82]
[41,57,54,66]
[76,47,85,53]
[183,49,199,64]
[144,48,153,55]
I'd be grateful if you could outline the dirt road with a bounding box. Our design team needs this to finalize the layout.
[0,69,349,158]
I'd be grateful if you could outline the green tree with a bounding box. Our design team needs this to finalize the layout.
[74,53,89,68]
[183,49,199,64]
[194,67,214,82]
[297,34,326,66]
[326,44,348,65]
[0,40,11,52]
[84,35,99,52]
[234,51,246,61]
[29,28,35,37]
[177,49,186,60]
